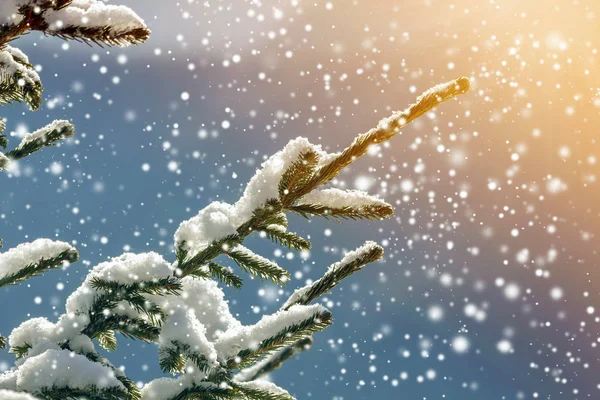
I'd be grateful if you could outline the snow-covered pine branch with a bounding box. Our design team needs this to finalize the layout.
[0,0,150,174]
[0,120,74,172]
[0,238,78,288]
[0,0,150,47]
[0,45,42,109]
[0,78,470,400]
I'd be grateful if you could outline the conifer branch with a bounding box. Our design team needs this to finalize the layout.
[282,242,384,310]
[261,225,312,252]
[39,387,130,400]
[225,310,332,370]
[206,262,244,289]
[159,341,214,375]
[0,248,79,288]
[97,329,118,352]
[289,203,393,222]
[226,246,290,286]
[236,337,313,382]
[286,77,471,203]
[5,120,74,161]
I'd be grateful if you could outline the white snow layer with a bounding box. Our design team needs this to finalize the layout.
[13,349,124,394]
[0,239,74,281]
[159,308,218,367]
[175,137,334,256]
[0,390,40,400]
[65,252,172,315]
[0,45,41,84]
[298,188,390,209]
[44,0,147,38]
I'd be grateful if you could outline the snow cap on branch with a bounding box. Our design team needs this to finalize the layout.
[0,239,75,282]
[0,0,150,47]
[0,389,40,400]
[160,277,241,342]
[214,304,328,361]
[175,138,330,255]
[65,252,172,315]
[13,349,125,394]
[0,45,43,109]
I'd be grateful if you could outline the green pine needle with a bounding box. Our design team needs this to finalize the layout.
[278,149,320,206]
[207,262,244,289]
[262,226,311,252]
[290,202,393,222]
[227,246,290,286]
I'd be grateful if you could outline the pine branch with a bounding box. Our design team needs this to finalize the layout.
[167,385,235,400]
[82,291,161,345]
[88,277,179,326]
[226,310,332,370]
[39,387,130,400]
[9,344,32,359]
[5,120,74,161]
[97,329,118,352]
[289,202,393,222]
[206,262,244,289]
[285,77,471,203]
[89,276,182,297]
[159,341,214,375]
[236,337,313,382]
[45,26,151,47]
[1,2,150,48]
[226,246,290,286]
[0,248,79,288]
[261,225,311,252]
[282,242,384,310]
[231,382,294,400]
[0,46,43,110]
[278,149,320,206]
[0,335,6,349]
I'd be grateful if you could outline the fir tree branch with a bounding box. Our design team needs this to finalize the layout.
[285,77,471,203]
[231,382,294,400]
[289,203,393,222]
[0,248,79,288]
[261,225,311,252]
[278,149,320,207]
[226,246,290,286]
[226,310,332,370]
[5,120,74,161]
[97,329,118,352]
[39,387,130,400]
[282,242,384,310]
[0,45,43,110]
[159,341,214,375]
[206,262,244,289]
[236,337,313,382]
[89,276,182,297]
[167,385,235,400]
